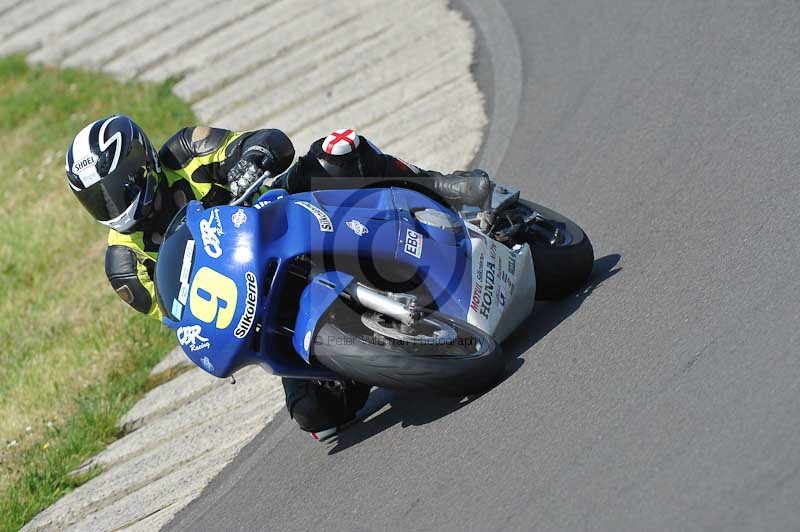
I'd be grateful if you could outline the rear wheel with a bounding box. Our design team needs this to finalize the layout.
[313,302,504,396]
[496,200,594,300]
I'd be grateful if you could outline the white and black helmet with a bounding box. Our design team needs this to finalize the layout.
[66,115,162,234]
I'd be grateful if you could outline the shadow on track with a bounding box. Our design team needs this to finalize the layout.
[327,389,475,455]
[500,253,622,378]
[325,254,621,454]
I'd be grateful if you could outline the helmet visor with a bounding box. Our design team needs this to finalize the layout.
[317,150,364,178]
[79,158,159,233]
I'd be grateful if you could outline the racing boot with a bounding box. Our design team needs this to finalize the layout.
[430,169,493,209]
[282,378,371,441]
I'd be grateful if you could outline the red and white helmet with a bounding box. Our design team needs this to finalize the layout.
[315,128,387,178]
[322,128,360,155]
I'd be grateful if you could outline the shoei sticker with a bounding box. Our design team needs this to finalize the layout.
[295,201,333,232]
[233,272,258,339]
[304,330,312,351]
[72,154,98,174]
[403,229,423,258]
[232,208,247,228]
[346,219,368,237]
[199,208,224,258]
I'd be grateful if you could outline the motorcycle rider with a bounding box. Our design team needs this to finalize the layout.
[273,128,491,209]
[66,116,491,440]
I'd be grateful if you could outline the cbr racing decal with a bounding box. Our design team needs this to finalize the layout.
[404,229,423,258]
[234,272,258,338]
[177,325,210,352]
[295,201,333,232]
[199,208,224,258]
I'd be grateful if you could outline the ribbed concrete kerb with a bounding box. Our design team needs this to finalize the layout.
[8,0,487,530]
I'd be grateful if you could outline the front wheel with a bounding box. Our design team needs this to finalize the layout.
[312,302,504,396]
[499,199,594,300]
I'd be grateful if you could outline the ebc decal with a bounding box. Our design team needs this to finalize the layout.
[404,229,423,258]
[189,267,238,329]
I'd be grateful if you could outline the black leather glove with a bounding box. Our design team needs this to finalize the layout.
[227,147,276,199]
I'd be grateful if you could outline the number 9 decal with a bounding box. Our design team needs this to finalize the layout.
[190,267,238,329]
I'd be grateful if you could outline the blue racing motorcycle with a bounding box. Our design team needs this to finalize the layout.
[154,179,593,395]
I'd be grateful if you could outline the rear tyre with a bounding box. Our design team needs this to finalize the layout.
[313,302,504,396]
[512,200,594,300]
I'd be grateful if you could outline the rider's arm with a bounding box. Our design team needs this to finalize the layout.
[380,153,439,179]
[275,134,437,193]
[226,129,295,174]
[105,244,162,321]
[158,126,294,186]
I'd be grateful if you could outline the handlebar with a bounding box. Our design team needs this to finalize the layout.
[229,168,273,206]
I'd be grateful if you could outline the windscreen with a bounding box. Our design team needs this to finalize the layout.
[154,204,194,322]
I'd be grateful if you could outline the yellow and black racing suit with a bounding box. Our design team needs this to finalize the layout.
[104,126,294,319]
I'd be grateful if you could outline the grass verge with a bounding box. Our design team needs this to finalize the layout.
[0,55,195,531]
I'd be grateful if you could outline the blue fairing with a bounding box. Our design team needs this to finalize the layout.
[155,187,474,379]
[292,271,354,362]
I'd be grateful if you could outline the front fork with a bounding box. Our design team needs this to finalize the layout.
[342,284,420,326]
[295,272,424,362]
[465,184,521,233]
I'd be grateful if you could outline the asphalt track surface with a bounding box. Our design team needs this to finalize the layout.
[166,1,800,531]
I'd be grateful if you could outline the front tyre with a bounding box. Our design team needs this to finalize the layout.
[312,302,504,396]
[512,200,594,300]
